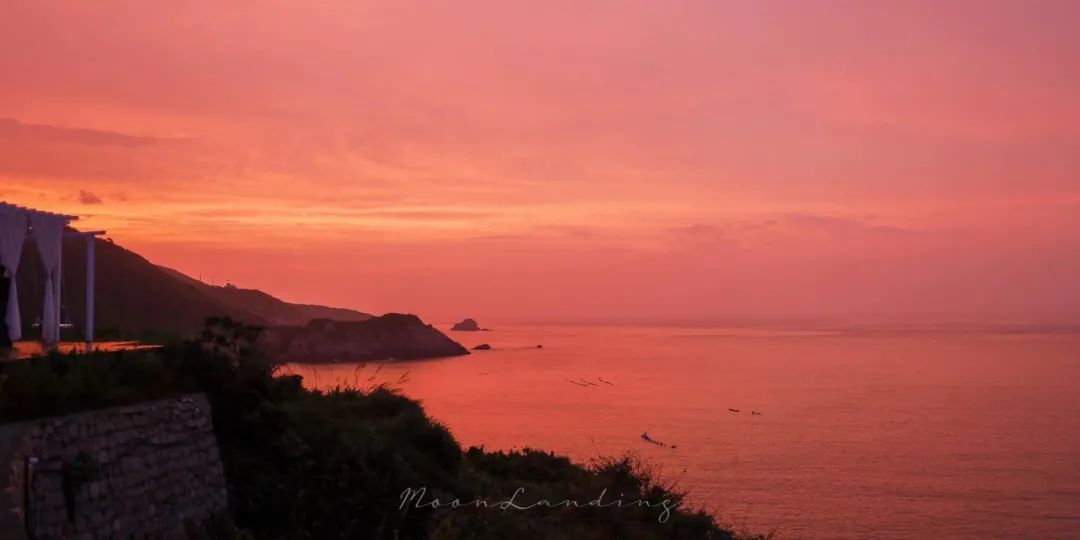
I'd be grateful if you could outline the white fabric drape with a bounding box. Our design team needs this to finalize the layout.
[0,209,28,341]
[30,214,64,344]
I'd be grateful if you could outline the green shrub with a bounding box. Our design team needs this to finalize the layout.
[0,319,743,539]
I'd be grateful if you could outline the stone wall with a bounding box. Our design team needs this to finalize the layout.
[0,394,228,540]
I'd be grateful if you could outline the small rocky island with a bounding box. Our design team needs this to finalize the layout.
[451,318,489,331]
[260,313,469,363]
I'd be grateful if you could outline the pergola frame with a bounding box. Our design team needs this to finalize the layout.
[0,201,103,346]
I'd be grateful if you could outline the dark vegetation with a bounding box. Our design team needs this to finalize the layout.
[14,232,370,343]
[0,318,752,539]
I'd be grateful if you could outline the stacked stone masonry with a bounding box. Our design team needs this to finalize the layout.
[1,394,228,540]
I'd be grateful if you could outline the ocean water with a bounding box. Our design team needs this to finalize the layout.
[285,324,1080,539]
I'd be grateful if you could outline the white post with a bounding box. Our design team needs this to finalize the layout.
[86,234,95,346]
[55,244,61,343]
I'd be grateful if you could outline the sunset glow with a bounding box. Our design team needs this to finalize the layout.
[2,1,1078,322]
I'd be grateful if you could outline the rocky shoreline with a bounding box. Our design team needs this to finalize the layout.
[259,313,469,363]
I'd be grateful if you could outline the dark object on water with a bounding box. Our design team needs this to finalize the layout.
[473,343,492,351]
[641,432,676,449]
[728,408,740,413]
[451,318,489,331]
[598,377,614,386]
[536,344,543,349]
[567,379,589,387]
[751,411,762,416]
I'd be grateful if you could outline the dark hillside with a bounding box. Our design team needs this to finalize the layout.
[13,232,368,341]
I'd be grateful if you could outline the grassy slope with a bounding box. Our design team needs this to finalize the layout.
[14,234,369,341]
[0,324,757,539]
[158,265,372,325]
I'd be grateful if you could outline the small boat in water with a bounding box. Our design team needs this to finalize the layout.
[641,432,676,449]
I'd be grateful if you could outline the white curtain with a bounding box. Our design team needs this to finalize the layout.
[0,209,28,341]
[30,214,65,344]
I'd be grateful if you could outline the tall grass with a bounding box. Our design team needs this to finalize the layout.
[0,318,752,539]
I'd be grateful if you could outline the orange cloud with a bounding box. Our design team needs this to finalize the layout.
[2,0,1079,322]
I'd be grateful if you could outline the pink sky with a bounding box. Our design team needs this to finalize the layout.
[2,1,1079,323]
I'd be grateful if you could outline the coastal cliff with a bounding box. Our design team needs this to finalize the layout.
[15,232,370,340]
[259,313,469,363]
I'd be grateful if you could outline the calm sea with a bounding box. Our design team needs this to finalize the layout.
[285,324,1080,539]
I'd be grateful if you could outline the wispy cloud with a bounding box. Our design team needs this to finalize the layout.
[2,1,1079,320]
[782,213,920,237]
[78,190,103,205]
[0,118,183,147]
